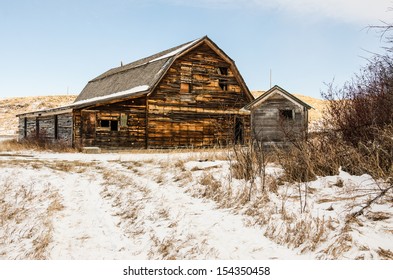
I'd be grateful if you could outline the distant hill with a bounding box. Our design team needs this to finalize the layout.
[0,92,327,136]
[0,95,77,136]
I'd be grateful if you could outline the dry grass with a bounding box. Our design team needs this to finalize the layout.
[197,172,224,203]
[377,247,393,259]
[365,211,391,221]
[147,232,216,260]
[99,166,151,239]
[0,177,64,259]
[148,234,178,260]
[0,138,76,153]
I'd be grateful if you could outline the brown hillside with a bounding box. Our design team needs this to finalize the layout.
[0,95,77,136]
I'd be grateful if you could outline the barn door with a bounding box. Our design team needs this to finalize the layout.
[81,111,96,146]
[234,117,244,145]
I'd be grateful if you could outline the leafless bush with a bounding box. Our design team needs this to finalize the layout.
[229,140,270,201]
[275,125,393,183]
[321,40,393,178]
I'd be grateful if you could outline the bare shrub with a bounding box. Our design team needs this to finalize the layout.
[274,126,393,183]
[321,46,393,179]
[322,60,393,146]
[229,140,270,201]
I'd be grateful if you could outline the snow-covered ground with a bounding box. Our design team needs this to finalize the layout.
[0,150,392,260]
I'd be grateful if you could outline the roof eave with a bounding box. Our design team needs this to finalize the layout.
[73,89,151,109]
[244,85,312,110]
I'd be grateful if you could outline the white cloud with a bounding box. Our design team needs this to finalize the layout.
[164,0,392,24]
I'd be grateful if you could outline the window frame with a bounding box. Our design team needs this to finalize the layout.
[279,109,294,120]
[218,67,229,91]
[97,119,119,132]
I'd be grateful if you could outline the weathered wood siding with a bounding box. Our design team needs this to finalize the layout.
[57,113,73,145]
[73,97,147,149]
[147,42,252,148]
[18,113,73,145]
[251,93,307,142]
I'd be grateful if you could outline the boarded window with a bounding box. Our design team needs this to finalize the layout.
[280,109,294,120]
[180,63,192,93]
[180,83,190,93]
[120,113,128,127]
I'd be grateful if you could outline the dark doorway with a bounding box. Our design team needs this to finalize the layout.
[234,117,244,145]
[54,115,58,139]
[110,120,118,131]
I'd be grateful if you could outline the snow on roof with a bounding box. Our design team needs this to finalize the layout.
[16,85,150,117]
[72,85,150,107]
[148,38,202,63]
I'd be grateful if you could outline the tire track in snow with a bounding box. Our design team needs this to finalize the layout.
[109,161,307,259]
[49,171,136,259]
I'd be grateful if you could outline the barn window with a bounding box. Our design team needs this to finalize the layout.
[120,113,128,127]
[218,67,228,75]
[180,83,190,93]
[100,120,110,127]
[180,63,192,93]
[218,67,228,91]
[279,109,294,120]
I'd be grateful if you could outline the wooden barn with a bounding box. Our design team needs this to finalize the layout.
[242,85,312,145]
[17,36,254,149]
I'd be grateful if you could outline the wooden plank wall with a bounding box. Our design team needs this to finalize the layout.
[73,97,147,149]
[251,93,306,142]
[148,42,251,148]
[18,113,72,145]
[57,113,73,145]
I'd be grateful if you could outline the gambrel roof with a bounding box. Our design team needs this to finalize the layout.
[75,36,253,104]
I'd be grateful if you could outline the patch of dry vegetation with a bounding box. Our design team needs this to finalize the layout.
[0,138,76,153]
[0,176,64,259]
[99,166,150,239]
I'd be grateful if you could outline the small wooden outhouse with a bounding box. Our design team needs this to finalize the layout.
[242,85,312,145]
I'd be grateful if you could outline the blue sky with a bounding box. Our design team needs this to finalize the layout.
[0,0,391,99]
